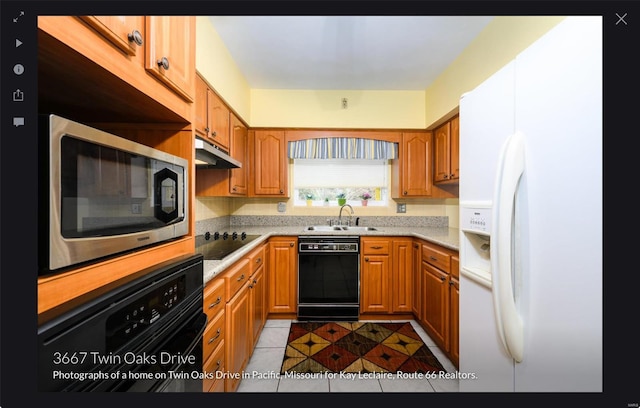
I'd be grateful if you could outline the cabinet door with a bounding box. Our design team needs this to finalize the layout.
[411,241,422,318]
[421,262,449,351]
[400,132,434,197]
[229,113,248,195]
[449,115,460,181]
[194,74,209,138]
[361,255,390,313]
[391,239,413,313]
[267,237,297,314]
[434,122,451,183]
[249,265,266,348]
[145,16,195,102]
[79,16,145,56]
[206,90,230,151]
[449,275,459,367]
[251,130,288,196]
[225,282,250,392]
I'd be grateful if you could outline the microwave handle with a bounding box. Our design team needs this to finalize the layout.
[154,168,182,225]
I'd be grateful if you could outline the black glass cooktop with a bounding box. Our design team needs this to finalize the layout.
[195,232,261,260]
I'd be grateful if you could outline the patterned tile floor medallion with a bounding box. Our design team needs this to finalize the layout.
[280,321,446,374]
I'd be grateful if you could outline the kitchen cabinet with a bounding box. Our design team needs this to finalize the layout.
[144,16,195,103]
[393,132,434,197]
[267,237,297,315]
[248,244,267,348]
[449,254,460,367]
[202,278,226,392]
[361,237,412,315]
[250,130,289,197]
[434,115,459,184]
[78,16,145,57]
[419,240,459,367]
[195,112,249,197]
[224,258,251,393]
[411,240,422,319]
[391,239,413,313]
[195,74,230,151]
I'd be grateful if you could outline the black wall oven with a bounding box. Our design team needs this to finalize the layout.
[297,236,360,321]
[38,254,206,392]
[39,114,189,275]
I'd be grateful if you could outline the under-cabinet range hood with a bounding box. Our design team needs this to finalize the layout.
[195,137,242,169]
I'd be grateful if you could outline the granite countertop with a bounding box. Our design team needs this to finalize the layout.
[201,225,459,284]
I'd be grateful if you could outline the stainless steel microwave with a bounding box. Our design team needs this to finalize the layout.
[39,114,189,274]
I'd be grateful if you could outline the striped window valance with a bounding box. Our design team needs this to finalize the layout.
[287,138,398,160]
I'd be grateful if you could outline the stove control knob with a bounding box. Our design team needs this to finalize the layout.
[232,232,238,240]
[222,232,229,240]
[214,232,220,240]
[241,232,247,240]
[204,232,211,240]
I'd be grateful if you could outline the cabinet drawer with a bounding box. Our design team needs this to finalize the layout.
[225,258,250,301]
[203,311,225,360]
[362,239,390,255]
[422,244,451,273]
[203,278,225,322]
[203,341,225,392]
[248,244,265,275]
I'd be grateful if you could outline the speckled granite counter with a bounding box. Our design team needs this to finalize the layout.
[201,225,459,285]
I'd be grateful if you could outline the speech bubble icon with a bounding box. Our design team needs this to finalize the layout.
[13,117,25,127]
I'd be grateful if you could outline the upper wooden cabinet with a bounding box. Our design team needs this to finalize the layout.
[38,16,194,122]
[250,130,289,197]
[434,115,459,184]
[144,16,195,103]
[78,16,145,57]
[195,112,248,197]
[195,74,230,151]
[392,132,434,198]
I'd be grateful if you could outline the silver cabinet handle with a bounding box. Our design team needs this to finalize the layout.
[237,274,245,281]
[157,56,170,70]
[207,328,221,344]
[127,30,143,46]
[208,296,222,309]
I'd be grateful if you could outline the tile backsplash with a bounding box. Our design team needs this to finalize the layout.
[196,215,448,235]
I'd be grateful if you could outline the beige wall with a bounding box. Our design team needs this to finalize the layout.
[250,89,425,129]
[195,16,251,122]
[425,16,566,127]
[194,16,567,228]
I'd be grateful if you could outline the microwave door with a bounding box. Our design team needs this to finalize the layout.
[154,167,184,225]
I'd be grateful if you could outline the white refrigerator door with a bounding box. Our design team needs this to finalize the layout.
[459,60,516,392]
[512,16,603,392]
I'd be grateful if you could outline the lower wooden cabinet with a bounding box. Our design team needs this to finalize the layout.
[249,261,266,349]
[225,277,250,392]
[421,261,449,350]
[267,237,297,315]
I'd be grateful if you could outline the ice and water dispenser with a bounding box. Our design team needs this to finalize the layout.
[460,204,493,288]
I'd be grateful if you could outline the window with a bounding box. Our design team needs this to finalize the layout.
[292,159,388,206]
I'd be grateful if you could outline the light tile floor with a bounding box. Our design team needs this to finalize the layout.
[237,319,460,393]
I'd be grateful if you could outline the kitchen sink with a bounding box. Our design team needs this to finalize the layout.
[304,226,378,232]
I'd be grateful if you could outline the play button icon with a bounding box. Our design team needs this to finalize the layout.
[16,39,22,47]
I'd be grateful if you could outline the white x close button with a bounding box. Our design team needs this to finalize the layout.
[616,12,628,25]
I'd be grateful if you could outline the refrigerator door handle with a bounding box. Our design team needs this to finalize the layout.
[491,131,525,363]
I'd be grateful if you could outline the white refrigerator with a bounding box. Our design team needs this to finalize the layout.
[458,16,602,392]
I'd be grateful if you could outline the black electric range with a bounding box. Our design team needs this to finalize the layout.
[195,231,261,260]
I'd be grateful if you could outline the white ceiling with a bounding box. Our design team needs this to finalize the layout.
[208,16,494,91]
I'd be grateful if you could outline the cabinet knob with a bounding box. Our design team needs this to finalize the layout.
[451,173,456,178]
[157,56,170,70]
[365,257,369,262]
[440,276,446,281]
[443,174,449,179]
[127,30,143,46]
[403,191,408,195]
[290,242,294,247]
[280,189,284,194]
[212,131,217,137]
[204,127,210,133]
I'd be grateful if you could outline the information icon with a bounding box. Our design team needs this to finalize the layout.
[13,64,25,75]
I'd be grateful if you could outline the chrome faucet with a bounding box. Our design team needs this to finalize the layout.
[338,204,354,226]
